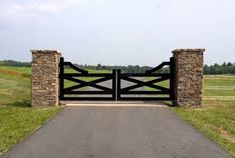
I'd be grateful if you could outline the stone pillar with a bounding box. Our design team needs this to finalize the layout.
[172,49,205,107]
[31,50,61,106]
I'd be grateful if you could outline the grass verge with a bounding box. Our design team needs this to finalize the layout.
[0,66,61,155]
[0,106,61,155]
[173,75,235,157]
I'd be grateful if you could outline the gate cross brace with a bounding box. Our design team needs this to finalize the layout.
[64,76,112,92]
[121,76,170,92]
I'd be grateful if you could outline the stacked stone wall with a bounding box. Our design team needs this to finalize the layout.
[172,49,205,107]
[31,50,61,106]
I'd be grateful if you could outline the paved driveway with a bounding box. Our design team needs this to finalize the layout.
[2,105,230,158]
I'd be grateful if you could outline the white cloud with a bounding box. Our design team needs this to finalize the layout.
[2,1,71,15]
[153,0,165,7]
[1,0,107,16]
[36,2,62,14]
[0,0,108,28]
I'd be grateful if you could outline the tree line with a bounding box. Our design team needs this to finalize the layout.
[0,60,31,67]
[0,60,235,74]
[77,64,153,73]
[204,62,235,74]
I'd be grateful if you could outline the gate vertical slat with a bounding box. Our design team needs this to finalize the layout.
[170,57,175,101]
[112,69,117,100]
[117,70,121,100]
[59,57,64,100]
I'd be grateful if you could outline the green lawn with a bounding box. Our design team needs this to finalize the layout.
[173,75,235,157]
[0,107,60,155]
[0,66,61,155]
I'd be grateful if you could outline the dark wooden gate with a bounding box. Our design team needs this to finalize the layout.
[116,57,175,100]
[59,57,175,101]
[59,57,116,100]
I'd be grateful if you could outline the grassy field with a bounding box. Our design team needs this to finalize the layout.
[0,66,61,155]
[174,75,235,157]
[0,66,31,106]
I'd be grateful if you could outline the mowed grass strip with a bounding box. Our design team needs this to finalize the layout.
[0,66,61,155]
[0,107,61,155]
[173,75,235,157]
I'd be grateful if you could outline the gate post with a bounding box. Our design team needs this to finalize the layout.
[172,49,205,107]
[31,50,61,106]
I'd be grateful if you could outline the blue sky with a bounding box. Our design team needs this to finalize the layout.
[0,0,234,66]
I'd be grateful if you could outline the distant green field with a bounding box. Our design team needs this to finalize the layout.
[0,66,31,74]
[0,66,31,106]
[204,75,235,97]
[0,66,110,74]
[65,68,110,73]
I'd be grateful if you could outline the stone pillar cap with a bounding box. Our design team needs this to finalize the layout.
[172,48,205,53]
[31,50,61,54]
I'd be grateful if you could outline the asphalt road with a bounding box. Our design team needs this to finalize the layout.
[2,106,230,158]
